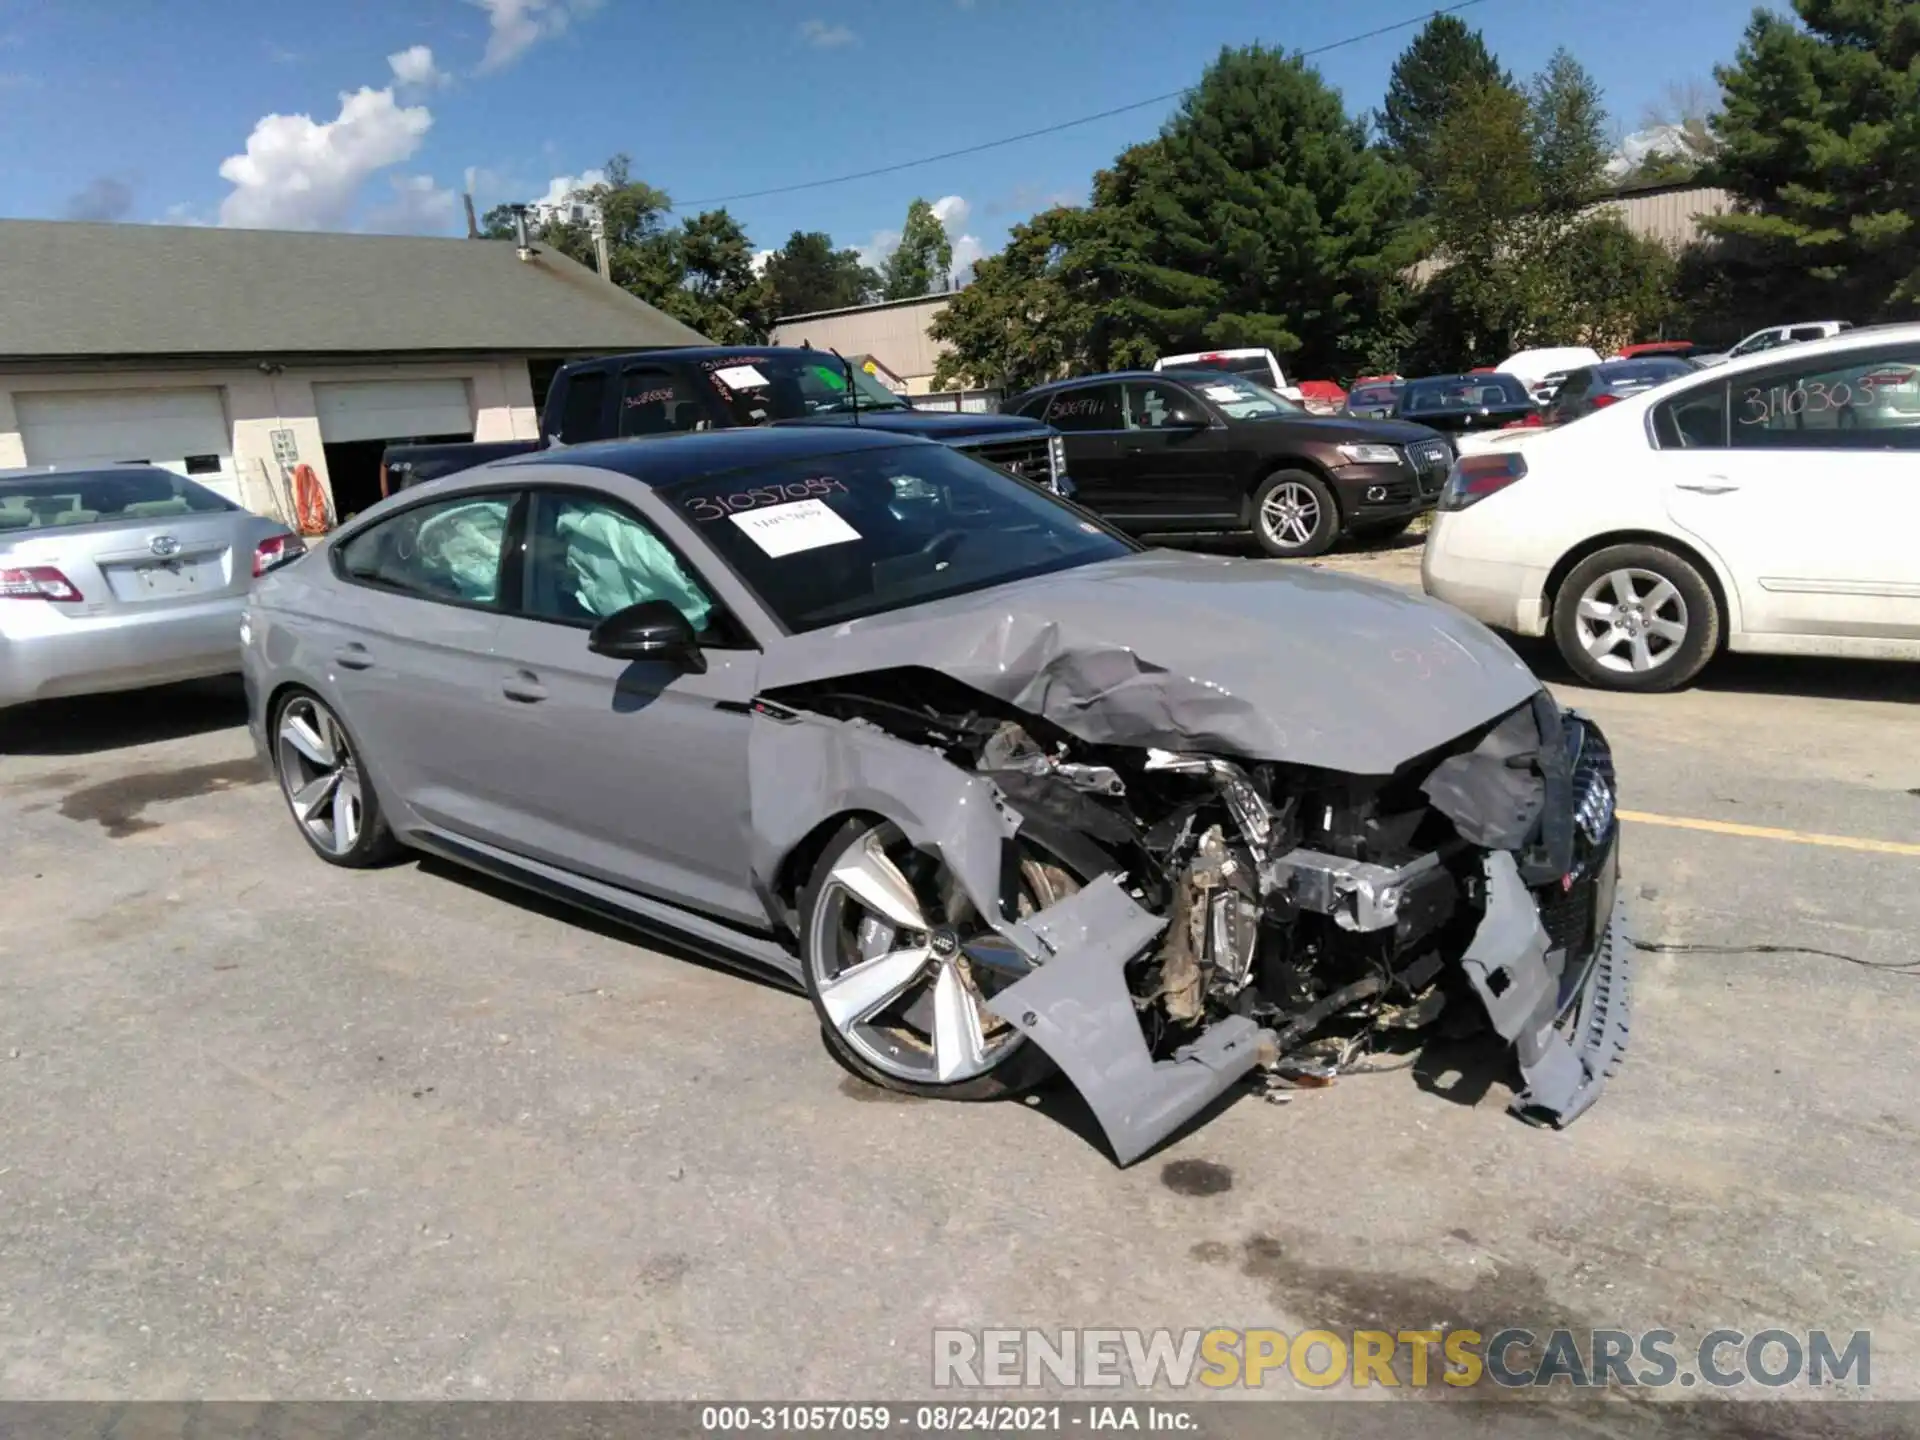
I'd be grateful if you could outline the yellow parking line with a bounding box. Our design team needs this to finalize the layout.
[1618,809,1920,858]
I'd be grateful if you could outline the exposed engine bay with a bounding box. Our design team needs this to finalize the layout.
[761,666,1629,1164]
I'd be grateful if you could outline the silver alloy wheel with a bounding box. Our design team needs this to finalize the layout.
[1259,481,1321,550]
[275,695,365,857]
[1574,567,1690,674]
[808,825,1022,1086]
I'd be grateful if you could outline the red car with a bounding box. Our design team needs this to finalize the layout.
[1616,340,1704,359]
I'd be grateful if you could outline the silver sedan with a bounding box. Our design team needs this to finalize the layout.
[244,428,1626,1164]
[1,464,300,709]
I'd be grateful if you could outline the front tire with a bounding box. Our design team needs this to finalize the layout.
[1251,469,1339,557]
[799,818,1076,1102]
[1552,544,1721,692]
[272,689,401,867]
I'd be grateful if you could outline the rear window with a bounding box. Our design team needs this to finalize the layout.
[0,467,236,534]
[1400,376,1533,413]
[1596,359,1695,389]
[1347,385,1400,408]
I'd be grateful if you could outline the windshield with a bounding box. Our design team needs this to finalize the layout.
[1171,370,1304,420]
[0,467,235,534]
[700,352,910,425]
[1399,375,1533,414]
[666,443,1133,631]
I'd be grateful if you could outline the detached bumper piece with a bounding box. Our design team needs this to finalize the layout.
[983,876,1265,1166]
[1460,849,1631,1129]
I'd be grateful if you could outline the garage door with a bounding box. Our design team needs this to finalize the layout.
[15,387,240,503]
[312,379,472,444]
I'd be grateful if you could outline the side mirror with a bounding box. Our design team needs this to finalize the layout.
[587,598,704,671]
[1164,405,1210,429]
[1050,474,1079,500]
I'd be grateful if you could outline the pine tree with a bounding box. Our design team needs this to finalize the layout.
[1704,0,1920,316]
[1377,15,1511,210]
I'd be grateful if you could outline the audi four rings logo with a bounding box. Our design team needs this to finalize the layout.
[150,535,181,557]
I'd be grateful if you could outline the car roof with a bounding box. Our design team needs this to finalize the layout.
[564,345,830,368]
[1709,320,1920,378]
[1158,347,1270,359]
[490,424,934,488]
[0,461,181,481]
[1012,371,1167,399]
[1402,372,1527,386]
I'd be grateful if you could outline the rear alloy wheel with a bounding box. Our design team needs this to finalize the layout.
[1552,544,1720,693]
[1251,469,1338,558]
[273,691,400,867]
[800,819,1075,1101]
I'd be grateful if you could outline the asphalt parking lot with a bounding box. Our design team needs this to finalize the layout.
[2,547,1918,1419]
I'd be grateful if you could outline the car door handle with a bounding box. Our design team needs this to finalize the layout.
[1675,481,1741,495]
[334,644,373,671]
[501,671,547,704]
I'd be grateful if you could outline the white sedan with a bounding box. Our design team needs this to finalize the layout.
[1423,324,1920,692]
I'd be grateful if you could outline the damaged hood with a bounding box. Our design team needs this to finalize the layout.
[760,549,1542,774]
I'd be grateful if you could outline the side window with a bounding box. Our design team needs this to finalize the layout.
[1729,348,1920,451]
[1124,382,1199,429]
[519,490,722,637]
[1555,371,1592,405]
[1652,382,1730,450]
[336,493,514,605]
[556,369,609,443]
[1787,326,1828,343]
[618,367,706,438]
[1042,384,1123,433]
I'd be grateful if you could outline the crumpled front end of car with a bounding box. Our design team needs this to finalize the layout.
[751,665,1628,1166]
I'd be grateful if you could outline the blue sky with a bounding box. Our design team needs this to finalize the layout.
[1,0,1760,269]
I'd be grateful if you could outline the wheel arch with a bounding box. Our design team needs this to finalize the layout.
[1543,529,1739,642]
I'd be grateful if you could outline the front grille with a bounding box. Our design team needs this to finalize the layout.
[1540,872,1597,958]
[1408,438,1454,495]
[967,436,1051,483]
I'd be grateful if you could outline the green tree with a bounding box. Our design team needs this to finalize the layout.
[1377,15,1511,209]
[1703,0,1920,317]
[1529,48,1610,210]
[1099,45,1419,377]
[930,206,1105,392]
[882,198,954,299]
[658,209,773,343]
[763,230,879,317]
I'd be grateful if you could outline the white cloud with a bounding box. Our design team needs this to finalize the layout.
[157,203,210,228]
[364,174,461,234]
[799,18,857,48]
[856,228,900,273]
[388,44,450,90]
[932,195,983,283]
[930,194,969,233]
[472,0,601,72]
[751,248,776,275]
[217,85,432,230]
[536,168,607,207]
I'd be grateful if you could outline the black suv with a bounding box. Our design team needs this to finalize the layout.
[1003,369,1454,556]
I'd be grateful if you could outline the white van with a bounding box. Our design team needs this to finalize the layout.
[1154,347,1304,402]
[1497,346,1603,403]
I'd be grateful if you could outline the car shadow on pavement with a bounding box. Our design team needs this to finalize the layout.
[1507,635,1920,705]
[410,852,803,996]
[0,676,249,756]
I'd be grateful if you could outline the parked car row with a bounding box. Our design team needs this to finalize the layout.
[1423,322,1920,691]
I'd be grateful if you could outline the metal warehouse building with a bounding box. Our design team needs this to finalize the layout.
[0,220,705,524]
